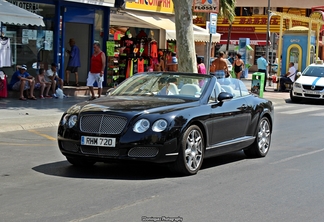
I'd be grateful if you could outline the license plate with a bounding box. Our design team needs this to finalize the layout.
[81,136,116,147]
[305,90,320,95]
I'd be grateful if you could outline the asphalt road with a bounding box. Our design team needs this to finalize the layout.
[1,100,324,222]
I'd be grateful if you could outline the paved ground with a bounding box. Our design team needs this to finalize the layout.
[0,77,290,133]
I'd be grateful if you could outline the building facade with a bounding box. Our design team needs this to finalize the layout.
[1,0,112,86]
[193,3,324,71]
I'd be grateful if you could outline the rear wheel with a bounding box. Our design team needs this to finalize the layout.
[66,157,96,167]
[171,125,204,176]
[290,90,302,103]
[244,117,271,158]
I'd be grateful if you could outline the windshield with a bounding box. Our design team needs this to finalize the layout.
[302,66,324,77]
[110,72,212,99]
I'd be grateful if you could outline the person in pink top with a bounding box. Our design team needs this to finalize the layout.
[197,57,206,74]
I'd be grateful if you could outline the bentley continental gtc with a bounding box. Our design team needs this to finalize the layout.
[57,72,274,175]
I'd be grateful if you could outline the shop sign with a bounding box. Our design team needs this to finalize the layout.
[290,39,300,43]
[193,0,219,13]
[126,0,174,14]
[220,16,280,25]
[65,0,114,7]
[227,40,264,45]
[6,0,42,14]
[217,26,255,32]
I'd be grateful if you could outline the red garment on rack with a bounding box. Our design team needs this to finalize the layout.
[0,74,8,98]
[150,41,158,58]
[138,58,144,73]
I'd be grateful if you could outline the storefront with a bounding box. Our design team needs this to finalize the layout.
[0,0,113,86]
[107,1,220,85]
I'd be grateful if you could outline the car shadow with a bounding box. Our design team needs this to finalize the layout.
[32,160,176,180]
[286,98,324,105]
[33,151,248,180]
[201,151,247,170]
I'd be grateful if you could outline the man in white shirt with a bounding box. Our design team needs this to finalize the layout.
[46,63,64,98]
[280,62,296,91]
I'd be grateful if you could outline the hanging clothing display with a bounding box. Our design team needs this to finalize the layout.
[0,71,8,98]
[0,37,12,67]
[137,58,144,73]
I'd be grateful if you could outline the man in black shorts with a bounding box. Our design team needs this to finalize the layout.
[65,38,81,86]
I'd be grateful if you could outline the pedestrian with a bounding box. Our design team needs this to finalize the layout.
[46,63,65,98]
[279,62,296,91]
[167,52,178,71]
[210,51,229,79]
[197,57,206,74]
[65,38,81,86]
[9,64,36,100]
[35,68,51,99]
[228,52,234,65]
[87,42,106,100]
[233,53,244,79]
[257,53,268,91]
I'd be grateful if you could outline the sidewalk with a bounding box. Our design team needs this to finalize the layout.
[242,73,290,104]
[0,96,89,132]
[0,77,290,132]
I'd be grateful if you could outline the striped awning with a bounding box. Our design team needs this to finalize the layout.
[0,0,45,26]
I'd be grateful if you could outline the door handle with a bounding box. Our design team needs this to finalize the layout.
[240,104,248,110]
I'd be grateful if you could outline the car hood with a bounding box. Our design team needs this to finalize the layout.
[68,96,197,114]
[296,76,324,85]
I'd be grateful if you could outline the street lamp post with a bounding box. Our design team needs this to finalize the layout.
[266,0,271,76]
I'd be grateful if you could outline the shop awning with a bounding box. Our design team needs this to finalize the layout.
[219,33,268,45]
[0,0,45,26]
[110,11,220,43]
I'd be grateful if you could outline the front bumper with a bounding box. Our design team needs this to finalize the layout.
[57,130,179,164]
[292,87,324,99]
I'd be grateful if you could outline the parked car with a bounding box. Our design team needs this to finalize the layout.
[57,72,274,175]
[290,60,324,103]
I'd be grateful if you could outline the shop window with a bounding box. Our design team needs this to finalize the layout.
[95,10,104,47]
[1,3,55,76]
[310,46,315,64]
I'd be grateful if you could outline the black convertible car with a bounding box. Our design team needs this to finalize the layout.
[57,72,274,175]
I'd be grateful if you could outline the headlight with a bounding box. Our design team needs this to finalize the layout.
[68,115,78,128]
[61,114,69,126]
[152,119,167,132]
[294,82,301,88]
[133,119,150,133]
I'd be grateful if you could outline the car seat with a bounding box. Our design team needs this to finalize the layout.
[179,84,201,96]
[168,83,179,95]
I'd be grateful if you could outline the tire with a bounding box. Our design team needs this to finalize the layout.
[290,90,302,103]
[244,117,271,158]
[66,157,96,167]
[171,125,204,176]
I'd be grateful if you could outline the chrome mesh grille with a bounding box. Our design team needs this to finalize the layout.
[80,146,119,156]
[128,147,159,158]
[80,114,127,134]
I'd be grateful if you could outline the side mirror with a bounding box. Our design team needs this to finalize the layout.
[106,88,115,96]
[218,92,233,102]
[297,72,302,77]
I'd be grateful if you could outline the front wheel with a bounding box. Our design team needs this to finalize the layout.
[171,125,204,176]
[244,117,271,158]
[66,157,96,167]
